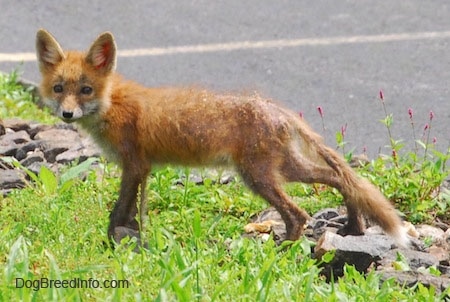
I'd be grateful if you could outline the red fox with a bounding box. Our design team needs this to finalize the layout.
[35,29,409,248]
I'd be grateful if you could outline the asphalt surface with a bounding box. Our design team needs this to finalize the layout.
[1,0,450,158]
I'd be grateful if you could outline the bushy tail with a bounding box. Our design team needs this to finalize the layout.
[317,143,409,247]
[291,117,411,248]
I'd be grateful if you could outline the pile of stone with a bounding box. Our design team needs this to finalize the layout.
[0,118,101,195]
[244,207,450,294]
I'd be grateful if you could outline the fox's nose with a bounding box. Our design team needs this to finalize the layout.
[62,111,74,119]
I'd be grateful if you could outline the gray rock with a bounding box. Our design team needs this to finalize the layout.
[0,169,26,190]
[56,147,97,164]
[380,271,450,295]
[20,150,45,167]
[33,128,84,162]
[3,118,31,132]
[416,225,446,244]
[315,231,394,279]
[311,219,344,239]
[379,249,439,271]
[428,245,449,262]
[0,142,19,157]
[15,140,45,160]
[439,262,450,275]
[54,123,77,131]
[0,119,100,193]
[1,130,30,144]
[329,215,348,225]
[26,161,53,176]
[42,141,84,163]
[312,208,340,220]
[43,145,71,163]
[55,149,81,164]
[28,123,51,139]
[34,128,80,143]
[219,174,235,184]
[310,209,347,239]
[189,175,204,185]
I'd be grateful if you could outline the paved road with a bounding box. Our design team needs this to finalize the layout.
[1,0,449,158]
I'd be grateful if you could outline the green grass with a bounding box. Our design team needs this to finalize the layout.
[1,166,445,301]
[1,71,449,301]
[0,70,58,124]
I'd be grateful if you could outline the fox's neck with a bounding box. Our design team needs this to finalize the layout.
[75,73,144,163]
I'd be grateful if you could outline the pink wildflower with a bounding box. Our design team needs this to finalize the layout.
[341,123,347,136]
[317,106,324,118]
[408,108,413,119]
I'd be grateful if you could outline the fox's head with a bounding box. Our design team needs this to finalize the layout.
[36,29,116,123]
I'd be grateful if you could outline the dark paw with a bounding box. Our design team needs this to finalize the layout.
[113,226,149,252]
[337,224,365,236]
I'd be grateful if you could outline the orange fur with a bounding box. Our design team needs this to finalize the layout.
[35,29,409,248]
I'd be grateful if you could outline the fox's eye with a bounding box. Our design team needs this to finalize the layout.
[53,84,63,93]
[81,86,93,95]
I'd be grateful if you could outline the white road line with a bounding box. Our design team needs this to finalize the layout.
[2,30,450,63]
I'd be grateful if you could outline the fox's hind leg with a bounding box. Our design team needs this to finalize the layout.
[280,151,365,235]
[237,159,311,241]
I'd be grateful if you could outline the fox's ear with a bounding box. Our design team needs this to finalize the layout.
[36,29,65,73]
[86,32,116,74]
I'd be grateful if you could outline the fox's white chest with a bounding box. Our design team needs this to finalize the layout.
[78,118,121,164]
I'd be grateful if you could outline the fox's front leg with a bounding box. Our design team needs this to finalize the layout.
[108,164,149,246]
